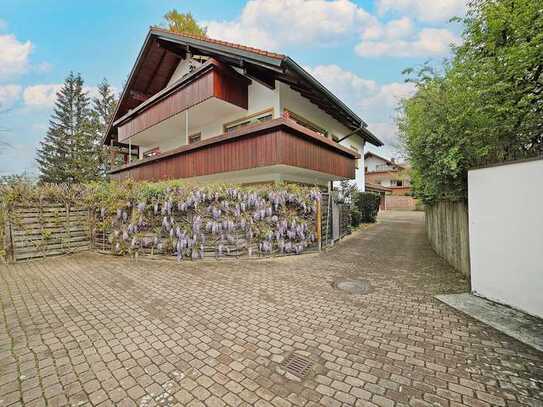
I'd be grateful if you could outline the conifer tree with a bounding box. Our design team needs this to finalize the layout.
[37,72,92,183]
[89,79,117,177]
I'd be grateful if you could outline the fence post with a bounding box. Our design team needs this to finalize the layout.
[65,203,71,254]
[316,199,322,251]
[3,209,15,263]
[88,208,94,250]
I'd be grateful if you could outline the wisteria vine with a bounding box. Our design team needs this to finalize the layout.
[90,181,321,260]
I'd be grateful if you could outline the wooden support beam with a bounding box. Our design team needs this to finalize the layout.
[157,39,187,58]
[145,48,168,95]
[243,64,276,90]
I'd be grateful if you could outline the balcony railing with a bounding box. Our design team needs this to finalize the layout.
[109,117,360,182]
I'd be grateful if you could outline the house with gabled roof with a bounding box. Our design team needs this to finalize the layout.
[104,27,382,189]
[364,151,411,195]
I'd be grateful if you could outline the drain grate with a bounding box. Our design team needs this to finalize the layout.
[281,353,314,379]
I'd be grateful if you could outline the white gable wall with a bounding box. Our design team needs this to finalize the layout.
[365,155,389,172]
[167,57,204,87]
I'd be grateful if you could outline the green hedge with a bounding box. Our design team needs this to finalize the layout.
[353,192,380,225]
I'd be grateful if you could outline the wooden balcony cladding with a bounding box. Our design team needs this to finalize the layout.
[110,118,357,181]
[116,59,249,142]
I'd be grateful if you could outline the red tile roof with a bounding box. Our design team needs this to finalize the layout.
[150,27,286,61]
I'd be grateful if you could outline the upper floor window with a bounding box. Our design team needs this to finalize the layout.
[376,163,400,171]
[224,109,273,133]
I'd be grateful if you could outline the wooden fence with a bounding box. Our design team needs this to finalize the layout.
[2,204,91,262]
[425,200,470,276]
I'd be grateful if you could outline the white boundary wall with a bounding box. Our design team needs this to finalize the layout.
[468,158,543,318]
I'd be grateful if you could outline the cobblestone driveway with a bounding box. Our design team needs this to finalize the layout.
[1,211,542,407]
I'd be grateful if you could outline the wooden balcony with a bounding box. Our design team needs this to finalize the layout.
[109,117,359,182]
[114,58,249,143]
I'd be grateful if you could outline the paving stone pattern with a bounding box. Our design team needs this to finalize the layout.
[1,211,542,406]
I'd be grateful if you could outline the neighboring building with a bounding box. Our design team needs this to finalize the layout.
[364,152,411,195]
[365,182,391,211]
[365,152,417,210]
[104,28,383,189]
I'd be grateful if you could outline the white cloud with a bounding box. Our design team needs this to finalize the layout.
[0,84,22,109]
[367,122,402,149]
[23,84,62,108]
[304,64,378,107]
[376,0,467,22]
[383,17,414,39]
[362,17,414,41]
[360,82,416,117]
[307,64,415,117]
[21,84,117,109]
[206,0,375,50]
[356,27,461,57]
[203,0,461,59]
[0,34,32,79]
[306,64,415,149]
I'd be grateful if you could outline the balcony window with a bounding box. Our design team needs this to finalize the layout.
[284,109,328,137]
[224,108,273,133]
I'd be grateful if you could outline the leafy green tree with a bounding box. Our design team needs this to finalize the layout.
[37,72,95,183]
[90,79,117,177]
[162,10,207,36]
[399,0,543,204]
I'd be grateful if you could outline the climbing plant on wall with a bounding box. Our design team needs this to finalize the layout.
[86,180,321,259]
[1,180,321,261]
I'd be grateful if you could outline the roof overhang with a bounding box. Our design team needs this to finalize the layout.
[104,28,383,147]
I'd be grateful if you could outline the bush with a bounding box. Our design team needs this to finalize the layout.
[399,0,543,204]
[353,192,380,224]
[351,206,363,227]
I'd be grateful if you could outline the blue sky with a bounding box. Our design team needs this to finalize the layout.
[0,0,465,176]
